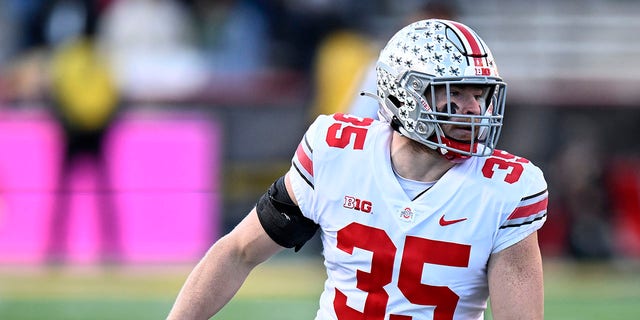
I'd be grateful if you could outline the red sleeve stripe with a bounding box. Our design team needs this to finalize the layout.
[295,142,313,177]
[507,197,548,220]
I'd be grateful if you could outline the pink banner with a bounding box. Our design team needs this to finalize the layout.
[0,109,220,264]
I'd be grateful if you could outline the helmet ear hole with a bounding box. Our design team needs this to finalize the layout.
[385,95,404,132]
[387,95,402,108]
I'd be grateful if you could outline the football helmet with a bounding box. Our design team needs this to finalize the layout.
[375,19,506,161]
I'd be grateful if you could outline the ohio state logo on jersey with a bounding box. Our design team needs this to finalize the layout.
[399,207,415,223]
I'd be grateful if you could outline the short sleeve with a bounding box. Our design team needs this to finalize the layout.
[288,115,333,223]
[493,164,549,253]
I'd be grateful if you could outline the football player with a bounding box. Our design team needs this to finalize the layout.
[168,19,547,320]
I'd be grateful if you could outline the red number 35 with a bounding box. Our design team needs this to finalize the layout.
[325,113,373,150]
[334,223,471,320]
[481,150,530,184]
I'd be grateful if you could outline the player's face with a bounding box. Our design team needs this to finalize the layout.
[431,85,486,142]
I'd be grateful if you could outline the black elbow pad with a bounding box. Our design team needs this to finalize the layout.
[256,176,319,251]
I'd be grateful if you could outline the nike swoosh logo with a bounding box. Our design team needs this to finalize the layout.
[439,215,468,226]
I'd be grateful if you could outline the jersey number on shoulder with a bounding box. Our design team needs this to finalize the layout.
[326,113,373,150]
[335,223,470,320]
[481,150,530,184]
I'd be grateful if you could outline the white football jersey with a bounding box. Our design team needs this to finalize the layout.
[289,113,548,320]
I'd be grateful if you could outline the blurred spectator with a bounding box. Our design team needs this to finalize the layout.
[187,0,271,74]
[37,0,122,263]
[1,47,49,104]
[266,0,349,73]
[97,0,208,102]
[0,1,17,66]
[548,116,614,260]
[0,0,46,56]
[0,0,49,104]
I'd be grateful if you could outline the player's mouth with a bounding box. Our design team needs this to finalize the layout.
[444,124,476,142]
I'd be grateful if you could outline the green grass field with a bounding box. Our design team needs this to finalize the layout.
[0,257,638,319]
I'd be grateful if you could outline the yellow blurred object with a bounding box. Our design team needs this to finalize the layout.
[50,38,118,131]
[310,30,375,118]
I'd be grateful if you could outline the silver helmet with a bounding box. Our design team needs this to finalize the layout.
[376,19,506,160]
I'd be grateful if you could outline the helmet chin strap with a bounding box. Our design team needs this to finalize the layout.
[361,91,405,132]
[360,91,385,110]
[360,91,395,124]
[430,134,477,163]
[359,91,379,100]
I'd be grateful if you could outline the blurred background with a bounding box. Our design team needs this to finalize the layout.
[0,0,639,319]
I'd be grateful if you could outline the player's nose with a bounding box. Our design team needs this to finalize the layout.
[455,91,482,116]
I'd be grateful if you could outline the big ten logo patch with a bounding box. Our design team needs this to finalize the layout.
[343,196,372,213]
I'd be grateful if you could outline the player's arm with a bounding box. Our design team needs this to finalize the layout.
[167,174,317,319]
[487,231,544,320]
[166,207,283,319]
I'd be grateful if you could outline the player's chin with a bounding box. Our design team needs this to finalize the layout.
[444,128,476,143]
